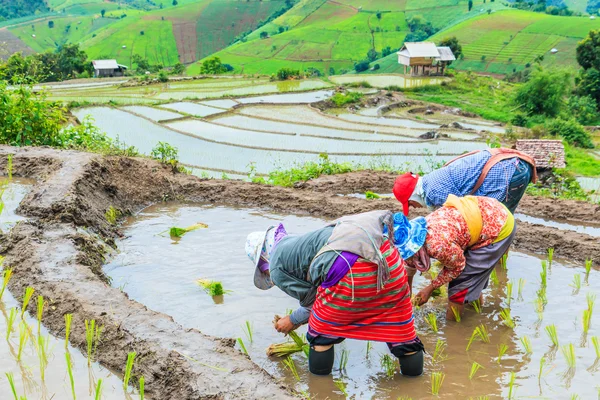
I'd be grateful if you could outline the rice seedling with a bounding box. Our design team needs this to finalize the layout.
[433,339,447,362]
[585,259,593,282]
[546,324,559,347]
[85,319,102,365]
[64,313,72,349]
[380,354,398,377]
[6,307,17,340]
[267,327,309,357]
[333,379,348,396]
[507,371,516,399]
[520,335,533,355]
[469,362,483,379]
[500,252,508,270]
[339,349,349,372]
[467,324,490,351]
[472,299,482,314]
[123,351,136,390]
[547,248,554,265]
[570,395,580,400]
[540,261,548,287]
[105,206,121,225]
[7,154,13,180]
[506,280,513,306]
[139,375,145,400]
[366,341,373,359]
[20,286,34,319]
[592,336,599,359]
[425,312,438,332]
[36,295,44,336]
[95,379,103,400]
[500,308,516,329]
[6,372,18,400]
[17,321,29,361]
[450,306,461,322]
[561,343,576,369]
[166,223,208,238]
[534,297,545,321]
[283,356,300,381]
[243,321,253,343]
[587,293,596,317]
[583,309,592,334]
[431,371,445,396]
[365,191,381,200]
[537,286,548,306]
[66,352,76,400]
[539,355,546,383]
[237,337,248,355]
[196,279,226,296]
[0,268,12,300]
[497,343,508,364]
[490,269,499,286]
[38,334,49,382]
[518,278,525,300]
[571,274,581,294]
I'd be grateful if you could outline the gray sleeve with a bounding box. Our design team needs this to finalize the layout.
[289,305,312,325]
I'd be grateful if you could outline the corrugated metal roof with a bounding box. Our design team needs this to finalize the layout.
[403,42,440,58]
[436,46,456,61]
[397,49,410,57]
[92,60,119,70]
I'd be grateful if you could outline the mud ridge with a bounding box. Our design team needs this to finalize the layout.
[1,147,598,400]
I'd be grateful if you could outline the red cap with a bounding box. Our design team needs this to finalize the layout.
[393,172,419,216]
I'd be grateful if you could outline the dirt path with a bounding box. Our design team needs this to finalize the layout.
[1,147,598,399]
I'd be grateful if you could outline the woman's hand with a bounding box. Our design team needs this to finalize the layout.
[414,284,435,307]
[274,315,296,334]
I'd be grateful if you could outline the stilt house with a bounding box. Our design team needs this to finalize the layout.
[397,42,455,76]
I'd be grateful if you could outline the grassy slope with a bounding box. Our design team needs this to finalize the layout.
[365,9,600,75]
[192,0,412,75]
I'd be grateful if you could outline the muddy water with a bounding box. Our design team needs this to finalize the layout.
[106,203,600,399]
[0,178,34,229]
[515,213,600,237]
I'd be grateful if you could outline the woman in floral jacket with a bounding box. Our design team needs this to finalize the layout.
[394,195,515,321]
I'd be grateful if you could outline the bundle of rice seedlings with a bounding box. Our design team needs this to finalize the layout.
[518,278,525,300]
[364,191,381,200]
[506,280,513,306]
[497,344,508,364]
[64,314,72,349]
[431,371,445,396]
[500,308,516,329]
[467,324,490,351]
[585,259,592,282]
[433,339,447,362]
[520,335,533,355]
[334,379,348,396]
[547,248,554,265]
[546,324,559,347]
[380,354,398,377]
[20,286,34,319]
[266,329,309,358]
[539,356,546,383]
[508,372,516,399]
[5,307,16,340]
[592,336,599,359]
[196,279,226,296]
[540,261,548,287]
[472,299,482,314]
[283,356,300,381]
[469,362,483,379]
[123,351,136,390]
[570,274,581,294]
[0,267,12,301]
[85,319,103,366]
[237,338,248,355]
[167,223,208,238]
[561,343,576,369]
[450,306,461,322]
[425,313,438,332]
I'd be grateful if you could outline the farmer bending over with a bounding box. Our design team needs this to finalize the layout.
[245,211,424,377]
[393,148,537,215]
[395,195,515,321]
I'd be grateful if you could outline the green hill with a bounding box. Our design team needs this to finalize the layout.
[191,0,510,75]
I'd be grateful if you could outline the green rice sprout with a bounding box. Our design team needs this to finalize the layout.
[167,223,208,238]
[500,308,516,329]
[472,299,482,314]
[517,278,525,300]
[534,297,545,321]
[267,330,308,358]
[570,274,581,294]
[450,306,461,322]
[237,337,248,355]
[36,295,44,336]
[585,259,593,282]
[431,371,445,396]
[537,286,548,306]
[570,395,580,400]
[433,339,447,362]
[497,343,508,364]
[20,286,34,319]
[506,280,513,306]
[583,309,592,334]
[17,321,29,361]
[66,352,76,400]
[139,375,145,400]
[539,356,546,383]
[243,321,253,343]
[196,279,226,296]
[282,356,300,381]
[520,335,533,355]
[366,340,373,359]
[540,261,548,288]
[339,349,349,372]
[38,334,49,382]
[123,351,136,390]
[95,379,103,400]
[64,314,72,349]
[7,154,13,180]
[85,319,102,365]
[6,372,18,400]
[490,269,499,286]
[546,324,559,347]
[0,268,12,300]
[380,354,398,377]
[425,312,438,332]
[467,324,490,351]
[105,206,121,225]
[587,293,596,317]
[547,248,554,265]
[6,307,17,340]
[508,371,516,399]
[333,379,348,396]
[365,191,381,200]
[561,343,576,369]
[591,336,599,359]
[500,253,508,270]
[469,362,484,379]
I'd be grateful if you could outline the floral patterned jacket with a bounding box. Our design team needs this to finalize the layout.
[425,197,510,289]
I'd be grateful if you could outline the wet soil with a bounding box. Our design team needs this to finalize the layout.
[1,146,599,399]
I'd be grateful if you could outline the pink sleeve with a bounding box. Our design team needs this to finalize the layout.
[426,237,466,289]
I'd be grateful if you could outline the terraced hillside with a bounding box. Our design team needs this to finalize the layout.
[194,0,512,75]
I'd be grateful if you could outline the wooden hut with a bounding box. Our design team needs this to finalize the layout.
[397,42,455,76]
[92,60,128,78]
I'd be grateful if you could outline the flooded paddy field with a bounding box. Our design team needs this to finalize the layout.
[329,75,447,89]
[105,202,600,400]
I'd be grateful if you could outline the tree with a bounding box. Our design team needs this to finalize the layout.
[468,0,473,11]
[172,0,178,5]
[439,37,462,65]
[577,30,600,71]
[382,46,393,57]
[276,68,301,80]
[376,11,382,20]
[354,60,370,73]
[367,48,378,62]
[140,31,144,35]
[576,67,600,106]
[260,31,268,39]
[101,9,105,17]
[546,118,594,148]
[199,57,227,74]
[568,95,599,125]
[48,20,54,28]
[171,63,185,75]
[513,67,572,117]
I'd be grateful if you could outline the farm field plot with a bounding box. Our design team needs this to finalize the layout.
[0,29,34,59]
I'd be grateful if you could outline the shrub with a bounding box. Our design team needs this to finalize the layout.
[158,70,168,82]
[511,113,528,127]
[545,118,594,148]
[268,154,354,187]
[276,67,301,80]
[354,60,370,73]
[567,95,599,125]
[330,92,363,107]
[151,142,179,164]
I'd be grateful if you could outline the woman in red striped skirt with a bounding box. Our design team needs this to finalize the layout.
[246,210,425,376]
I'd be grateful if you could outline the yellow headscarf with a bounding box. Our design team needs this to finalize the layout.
[443,195,483,247]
